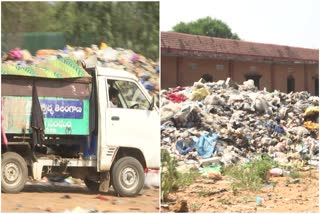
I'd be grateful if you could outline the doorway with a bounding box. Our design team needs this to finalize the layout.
[287,76,295,93]
[245,74,261,89]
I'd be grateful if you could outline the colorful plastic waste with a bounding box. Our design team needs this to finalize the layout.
[99,42,108,50]
[8,48,23,60]
[2,44,159,96]
[199,165,222,176]
[256,197,265,206]
[194,133,218,158]
[269,168,283,176]
[303,121,319,130]
[161,77,319,170]
[167,93,187,103]
[191,87,210,101]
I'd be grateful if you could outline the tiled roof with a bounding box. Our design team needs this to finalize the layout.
[161,32,319,63]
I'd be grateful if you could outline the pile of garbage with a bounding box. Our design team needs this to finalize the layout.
[1,44,159,96]
[161,78,319,172]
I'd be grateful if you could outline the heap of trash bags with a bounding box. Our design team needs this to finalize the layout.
[1,43,159,96]
[161,78,319,171]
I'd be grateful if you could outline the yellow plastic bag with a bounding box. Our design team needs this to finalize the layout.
[100,42,108,50]
[66,45,74,51]
[304,121,319,130]
[191,87,210,101]
[304,106,319,117]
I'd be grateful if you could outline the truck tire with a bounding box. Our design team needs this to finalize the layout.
[1,152,28,193]
[84,178,99,192]
[111,157,144,197]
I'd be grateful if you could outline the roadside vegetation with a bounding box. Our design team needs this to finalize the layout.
[162,151,304,201]
[224,156,274,193]
[161,149,199,201]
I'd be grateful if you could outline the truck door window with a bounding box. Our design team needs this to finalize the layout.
[108,80,150,110]
[108,86,122,108]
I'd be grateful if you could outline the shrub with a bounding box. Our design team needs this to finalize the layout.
[161,149,200,201]
[224,155,274,192]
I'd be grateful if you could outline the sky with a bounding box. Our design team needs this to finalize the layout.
[160,0,320,49]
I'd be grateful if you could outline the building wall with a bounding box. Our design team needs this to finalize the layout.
[273,64,305,93]
[305,64,319,96]
[161,56,177,89]
[232,61,272,91]
[161,55,319,95]
[177,57,229,86]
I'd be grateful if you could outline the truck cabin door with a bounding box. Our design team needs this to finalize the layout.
[99,78,160,170]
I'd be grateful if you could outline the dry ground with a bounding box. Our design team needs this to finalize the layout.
[2,180,159,213]
[161,169,319,213]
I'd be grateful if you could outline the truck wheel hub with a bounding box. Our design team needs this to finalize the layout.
[4,163,20,183]
[121,167,137,186]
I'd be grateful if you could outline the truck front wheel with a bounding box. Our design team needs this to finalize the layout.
[111,157,144,197]
[1,152,28,193]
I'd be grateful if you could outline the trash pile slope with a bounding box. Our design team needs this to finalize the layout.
[161,78,319,170]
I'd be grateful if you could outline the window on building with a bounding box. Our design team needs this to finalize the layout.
[216,64,224,71]
[245,74,261,89]
[189,63,198,71]
[249,66,257,72]
[315,78,319,96]
[287,76,295,93]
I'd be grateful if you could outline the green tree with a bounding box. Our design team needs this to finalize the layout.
[50,1,159,59]
[1,2,55,32]
[173,16,240,40]
[1,1,159,59]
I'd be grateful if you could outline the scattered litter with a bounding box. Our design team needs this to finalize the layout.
[95,194,109,201]
[61,195,71,199]
[88,208,98,213]
[111,199,124,205]
[161,204,169,208]
[65,206,90,213]
[290,178,300,184]
[128,208,141,211]
[145,169,160,188]
[269,168,283,176]
[264,183,274,188]
[256,197,265,206]
[200,165,222,181]
[64,177,75,184]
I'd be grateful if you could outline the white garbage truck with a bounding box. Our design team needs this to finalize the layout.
[1,57,160,196]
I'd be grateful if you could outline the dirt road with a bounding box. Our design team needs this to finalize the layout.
[2,180,159,213]
[162,169,319,213]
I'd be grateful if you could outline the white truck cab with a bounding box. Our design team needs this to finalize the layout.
[96,66,160,171]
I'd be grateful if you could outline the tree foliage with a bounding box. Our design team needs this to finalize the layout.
[1,2,159,59]
[173,16,240,40]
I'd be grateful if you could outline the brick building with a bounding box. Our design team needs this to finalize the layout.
[161,32,319,96]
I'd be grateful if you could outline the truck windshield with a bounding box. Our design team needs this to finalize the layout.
[107,80,150,110]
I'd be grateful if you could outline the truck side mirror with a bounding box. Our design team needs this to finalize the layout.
[149,96,155,110]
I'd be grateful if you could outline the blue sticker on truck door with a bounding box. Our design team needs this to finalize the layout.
[40,99,83,119]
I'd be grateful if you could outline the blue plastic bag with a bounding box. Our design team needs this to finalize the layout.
[194,133,218,158]
[176,140,195,155]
